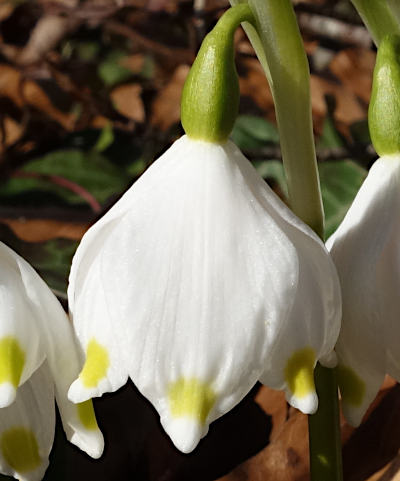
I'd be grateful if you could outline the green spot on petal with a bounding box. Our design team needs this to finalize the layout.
[1,427,41,472]
[284,347,316,399]
[79,339,109,388]
[0,337,25,387]
[336,365,366,407]
[77,400,98,430]
[168,378,216,424]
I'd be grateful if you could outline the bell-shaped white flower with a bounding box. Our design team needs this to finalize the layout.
[327,154,400,426]
[0,241,104,481]
[67,135,341,453]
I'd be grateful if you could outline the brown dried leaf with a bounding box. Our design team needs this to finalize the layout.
[330,48,375,104]
[217,409,309,481]
[310,74,366,130]
[0,64,74,129]
[150,64,190,131]
[1,218,88,242]
[111,83,145,122]
[239,57,274,114]
[17,15,75,65]
[120,53,145,74]
[0,2,15,22]
[0,116,22,152]
[255,386,288,442]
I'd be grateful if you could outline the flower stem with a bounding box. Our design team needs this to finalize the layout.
[230,0,324,236]
[350,0,400,45]
[309,365,343,481]
[229,0,342,479]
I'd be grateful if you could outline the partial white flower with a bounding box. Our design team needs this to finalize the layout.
[327,154,400,426]
[68,135,341,453]
[0,242,104,481]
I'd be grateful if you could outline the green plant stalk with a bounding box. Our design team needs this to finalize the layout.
[230,0,324,236]
[229,0,342,479]
[388,0,400,27]
[181,4,255,142]
[351,0,400,45]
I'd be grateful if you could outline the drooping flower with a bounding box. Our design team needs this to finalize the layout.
[327,155,400,426]
[0,241,104,481]
[327,34,400,426]
[67,4,341,453]
[67,135,341,453]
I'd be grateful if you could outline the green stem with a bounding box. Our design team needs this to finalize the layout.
[229,0,342,479]
[309,366,343,481]
[230,0,324,236]
[351,0,400,45]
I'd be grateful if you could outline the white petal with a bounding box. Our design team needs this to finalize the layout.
[0,244,46,407]
[69,136,342,451]
[0,243,104,458]
[0,362,54,481]
[329,154,400,425]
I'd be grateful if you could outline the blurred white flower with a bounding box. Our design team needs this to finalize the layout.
[327,154,400,426]
[0,242,103,481]
[68,135,341,453]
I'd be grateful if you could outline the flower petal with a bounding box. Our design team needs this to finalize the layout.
[69,136,342,451]
[0,362,54,481]
[0,244,46,408]
[0,243,104,458]
[328,154,400,425]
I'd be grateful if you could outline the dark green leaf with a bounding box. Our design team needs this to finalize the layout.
[0,150,129,206]
[98,51,132,87]
[319,160,367,239]
[254,159,288,197]
[232,115,279,150]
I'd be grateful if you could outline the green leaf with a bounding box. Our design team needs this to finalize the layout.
[317,115,344,149]
[231,115,279,150]
[93,123,114,153]
[319,160,367,239]
[0,149,129,206]
[0,224,77,295]
[254,159,288,197]
[98,51,133,87]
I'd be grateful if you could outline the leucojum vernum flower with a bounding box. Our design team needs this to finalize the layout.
[0,240,103,481]
[67,5,342,453]
[328,34,400,427]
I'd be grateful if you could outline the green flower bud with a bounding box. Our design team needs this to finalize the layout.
[181,4,254,143]
[369,34,400,156]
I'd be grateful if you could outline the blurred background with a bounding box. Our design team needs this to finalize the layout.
[0,1,397,480]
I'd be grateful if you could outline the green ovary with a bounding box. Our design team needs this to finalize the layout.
[168,378,216,424]
[336,365,366,406]
[77,400,98,430]
[284,347,316,398]
[0,337,25,387]
[1,427,41,472]
[79,339,109,388]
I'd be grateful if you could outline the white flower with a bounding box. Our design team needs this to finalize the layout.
[327,154,400,426]
[68,135,341,453]
[0,242,104,481]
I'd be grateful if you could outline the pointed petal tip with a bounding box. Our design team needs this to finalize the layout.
[319,351,338,369]
[0,382,17,408]
[68,379,92,404]
[69,429,105,459]
[287,390,318,415]
[163,417,206,454]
